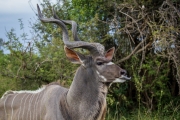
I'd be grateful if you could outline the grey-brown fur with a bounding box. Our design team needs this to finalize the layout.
[0,84,67,120]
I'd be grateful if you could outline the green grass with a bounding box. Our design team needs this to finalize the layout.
[106,103,180,120]
[106,110,180,120]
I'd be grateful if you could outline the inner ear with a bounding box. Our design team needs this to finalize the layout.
[64,46,81,64]
[105,47,115,61]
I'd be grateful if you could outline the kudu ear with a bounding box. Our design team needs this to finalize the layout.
[64,46,84,64]
[105,47,115,61]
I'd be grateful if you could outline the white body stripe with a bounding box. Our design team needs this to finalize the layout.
[18,94,28,120]
[0,86,46,120]
[34,92,40,120]
[11,94,19,120]
[22,94,31,119]
[3,94,9,120]
[39,90,45,120]
[27,94,34,120]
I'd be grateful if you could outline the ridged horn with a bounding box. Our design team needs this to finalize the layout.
[37,4,105,56]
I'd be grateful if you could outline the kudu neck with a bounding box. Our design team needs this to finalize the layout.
[67,65,99,101]
[66,65,108,112]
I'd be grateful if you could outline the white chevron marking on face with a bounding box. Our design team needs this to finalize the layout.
[96,71,107,81]
[107,62,114,65]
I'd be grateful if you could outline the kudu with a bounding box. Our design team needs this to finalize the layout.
[0,4,131,120]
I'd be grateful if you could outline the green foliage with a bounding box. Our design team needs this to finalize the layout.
[0,76,17,97]
[0,7,76,93]
[0,0,180,119]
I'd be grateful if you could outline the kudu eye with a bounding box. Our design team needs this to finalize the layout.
[96,61,104,65]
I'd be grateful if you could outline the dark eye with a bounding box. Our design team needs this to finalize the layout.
[96,61,104,65]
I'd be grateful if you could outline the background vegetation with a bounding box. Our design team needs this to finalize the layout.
[0,0,180,119]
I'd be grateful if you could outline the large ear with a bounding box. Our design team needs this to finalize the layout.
[64,46,84,64]
[105,47,115,61]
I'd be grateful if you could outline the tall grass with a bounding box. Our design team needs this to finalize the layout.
[106,101,180,120]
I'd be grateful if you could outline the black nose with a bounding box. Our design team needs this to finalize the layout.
[120,69,127,75]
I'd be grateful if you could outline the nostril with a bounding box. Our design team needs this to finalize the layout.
[120,70,127,75]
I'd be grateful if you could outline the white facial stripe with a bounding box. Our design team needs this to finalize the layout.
[96,71,107,82]
[80,60,85,67]
[113,78,126,83]
[107,62,114,65]
[96,71,100,75]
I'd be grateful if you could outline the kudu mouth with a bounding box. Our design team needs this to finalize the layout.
[119,75,131,80]
[119,69,131,81]
[112,69,131,83]
[113,75,131,83]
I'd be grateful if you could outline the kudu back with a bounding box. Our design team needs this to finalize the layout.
[0,4,131,120]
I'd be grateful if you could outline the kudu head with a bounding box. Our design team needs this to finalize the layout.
[37,4,131,84]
